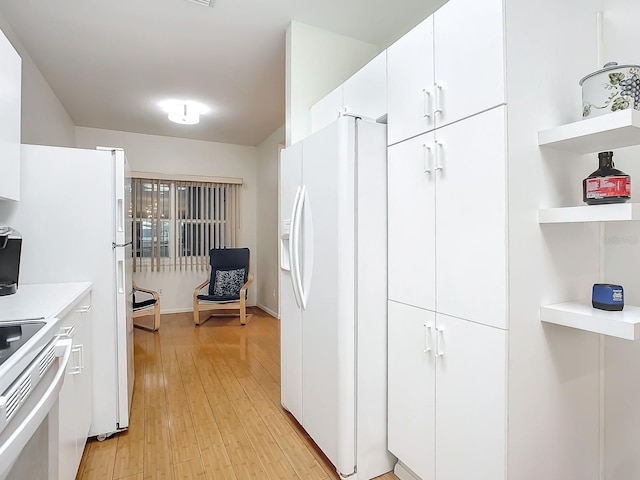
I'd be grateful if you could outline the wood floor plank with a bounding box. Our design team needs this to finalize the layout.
[193,421,237,480]
[236,375,279,418]
[79,438,118,480]
[172,458,206,479]
[263,412,330,480]
[113,435,144,479]
[211,401,267,479]
[231,397,298,480]
[143,406,173,479]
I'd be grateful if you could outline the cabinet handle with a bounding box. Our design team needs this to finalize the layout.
[423,323,432,353]
[76,305,91,314]
[422,144,432,173]
[434,84,443,114]
[435,327,444,357]
[78,343,84,372]
[422,88,431,118]
[70,345,82,375]
[59,325,76,338]
[434,141,444,171]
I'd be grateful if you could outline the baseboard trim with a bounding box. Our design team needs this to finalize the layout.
[257,304,279,319]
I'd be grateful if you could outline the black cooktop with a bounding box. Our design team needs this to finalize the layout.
[0,322,46,367]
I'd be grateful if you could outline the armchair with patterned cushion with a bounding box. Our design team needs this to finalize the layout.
[193,247,254,326]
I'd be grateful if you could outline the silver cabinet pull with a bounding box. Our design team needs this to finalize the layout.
[422,88,432,118]
[423,324,432,354]
[70,345,83,375]
[434,141,444,171]
[435,327,444,357]
[434,84,443,114]
[422,144,432,174]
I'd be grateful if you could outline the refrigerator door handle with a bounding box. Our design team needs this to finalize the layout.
[292,185,307,310]
[298,186,313,311]
[289,186,303,308]
[117,259,125,294]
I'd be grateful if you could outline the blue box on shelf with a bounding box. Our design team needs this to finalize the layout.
[592,284,624,311]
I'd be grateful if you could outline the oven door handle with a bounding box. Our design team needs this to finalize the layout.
[0,339,72,476]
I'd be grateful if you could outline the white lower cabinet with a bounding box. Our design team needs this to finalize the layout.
[388,302,435,480]
[388,301,507,480]
[58,292,93,480]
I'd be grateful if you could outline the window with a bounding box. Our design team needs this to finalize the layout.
[131,176,241,272]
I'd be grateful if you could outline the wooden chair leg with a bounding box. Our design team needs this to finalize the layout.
[153,303,161,331]
[240,297,247,326]
[193,298,200,326]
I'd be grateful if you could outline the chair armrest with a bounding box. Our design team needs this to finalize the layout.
[134,285,160,301]
[194,278,211,299]
[240,273,254,296]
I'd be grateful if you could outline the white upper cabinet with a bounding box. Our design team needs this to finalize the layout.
[387,0,505,145]
[435,106,507,329]
[387,17,435,146]
[387,131,436,311]
[433,0,505,129]
[342,51,387,121]
[388,106,507,329]
[311,51,388,134]
[0,28,21,201]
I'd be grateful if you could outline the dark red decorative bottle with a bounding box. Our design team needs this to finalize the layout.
[582,151,631,205]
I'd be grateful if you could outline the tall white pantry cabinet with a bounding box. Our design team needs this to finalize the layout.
[386,0,605,479]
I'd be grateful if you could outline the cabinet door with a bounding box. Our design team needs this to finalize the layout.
[435,106,507,328]
[388,132,435,311]
[388,301,435,480]
[387,16,434,146]
[0,29,21,201]
[58,353,77,480]
[310,85,343,134]
[343,51,387,121]
[435,314,506,480]
[433,0,505,128]
[74,295,93,459]
[58,309,82,480]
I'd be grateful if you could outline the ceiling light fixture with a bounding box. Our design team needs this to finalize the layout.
[167,102,200,125]
[187,0,216,7]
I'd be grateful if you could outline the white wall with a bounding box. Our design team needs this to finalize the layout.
[600,1,640,478]
[75,126,259,313]
[256,124,284,318]
[0,14,75,147]
[286,21,380,146]
[505,0,604,478]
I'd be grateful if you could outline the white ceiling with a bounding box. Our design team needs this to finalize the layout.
[0,0,443,146]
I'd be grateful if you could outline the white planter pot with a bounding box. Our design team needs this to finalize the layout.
[580,62,640,118]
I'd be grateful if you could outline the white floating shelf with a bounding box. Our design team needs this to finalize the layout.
[538,109,640,153]
[541,300,640,340]
[538,203,640,223]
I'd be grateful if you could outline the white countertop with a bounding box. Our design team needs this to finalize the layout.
[0,282,92,321]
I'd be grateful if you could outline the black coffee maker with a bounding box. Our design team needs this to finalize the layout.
[0,226,22,296]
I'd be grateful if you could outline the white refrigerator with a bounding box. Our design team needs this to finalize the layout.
[0,144,134,438]
[280,116,395,479]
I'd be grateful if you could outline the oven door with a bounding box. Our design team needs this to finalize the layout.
[0,338,72,480]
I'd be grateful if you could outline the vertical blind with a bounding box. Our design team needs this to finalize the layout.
[132,178,239,272]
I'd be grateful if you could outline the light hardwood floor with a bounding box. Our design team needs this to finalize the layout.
[76,309,399,480]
